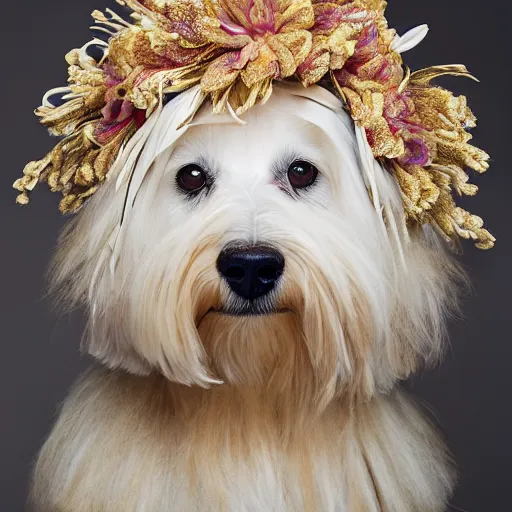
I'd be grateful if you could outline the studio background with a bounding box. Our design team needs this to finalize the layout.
[1,0,510,510]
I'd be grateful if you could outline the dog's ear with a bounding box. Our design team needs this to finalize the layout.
[49,175,123,313]
[48,172,155,375]
[385,226,467,383]
[356,157,466,389]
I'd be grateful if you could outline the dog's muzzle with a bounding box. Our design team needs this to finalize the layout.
[217,244,285,302]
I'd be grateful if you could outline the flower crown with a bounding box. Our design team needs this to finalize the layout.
[14,0,494,249]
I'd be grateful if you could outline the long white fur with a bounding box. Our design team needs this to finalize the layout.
[33,87,465,511]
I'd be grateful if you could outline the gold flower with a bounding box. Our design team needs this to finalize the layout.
[13,0,494,249]
[197,0,315,114]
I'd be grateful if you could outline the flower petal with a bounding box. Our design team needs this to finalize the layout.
[398,136,431,166]
[275,0,315,32]
[249,0,276,32]
[201,51,246,92]
[312,3,372,35]
[297,45,331,86]
[240,45,279,87]
[275,30,313,66]
[266,38,296,78]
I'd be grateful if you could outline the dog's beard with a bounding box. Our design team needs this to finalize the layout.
[198,312,301,383]
[214,293,283,317]
[189,246,377,411]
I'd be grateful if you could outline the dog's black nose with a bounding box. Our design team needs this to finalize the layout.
[217,245,285,301]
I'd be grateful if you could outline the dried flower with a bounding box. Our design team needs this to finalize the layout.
[14,0,493,249]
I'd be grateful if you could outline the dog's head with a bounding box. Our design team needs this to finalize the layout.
[52,86,463,404]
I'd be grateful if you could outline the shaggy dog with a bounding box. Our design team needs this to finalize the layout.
[31,85,461,511]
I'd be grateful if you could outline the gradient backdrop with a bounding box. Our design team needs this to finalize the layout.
[1,0,510,510]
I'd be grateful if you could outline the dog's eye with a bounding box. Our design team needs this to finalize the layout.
[287,161,318,190]
[177,164,207,194]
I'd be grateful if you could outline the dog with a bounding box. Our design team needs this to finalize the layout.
[30,84,462,511]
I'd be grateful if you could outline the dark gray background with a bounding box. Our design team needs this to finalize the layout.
[1,1,510,510]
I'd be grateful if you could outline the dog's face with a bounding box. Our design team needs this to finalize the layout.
[53,88,461,404]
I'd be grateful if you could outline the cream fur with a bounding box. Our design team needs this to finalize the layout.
[31,87,464,511]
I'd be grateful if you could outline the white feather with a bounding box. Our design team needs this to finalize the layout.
[42,87,73,108]
[391,25,429,54]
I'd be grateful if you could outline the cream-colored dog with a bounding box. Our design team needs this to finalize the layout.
[31,86,461,511]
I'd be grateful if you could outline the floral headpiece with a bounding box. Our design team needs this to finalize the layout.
[14,0,494,249]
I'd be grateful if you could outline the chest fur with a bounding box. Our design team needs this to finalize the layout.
[31,369,453,512]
